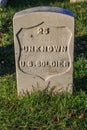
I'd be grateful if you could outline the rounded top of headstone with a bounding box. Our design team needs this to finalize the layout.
[14,6,74,18]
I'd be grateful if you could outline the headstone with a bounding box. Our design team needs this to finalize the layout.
[0,0,7,7]
[70,0,87,2]
[13,7,74,95]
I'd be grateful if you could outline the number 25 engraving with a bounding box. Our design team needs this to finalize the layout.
[37,28,49,35]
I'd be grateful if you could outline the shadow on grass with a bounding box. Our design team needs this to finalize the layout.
[75,35,87,59]
[7,0,69,9]
[0,44,15,76]
[74,35,87,92]
[74,75,87,93]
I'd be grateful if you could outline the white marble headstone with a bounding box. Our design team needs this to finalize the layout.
[13,7,74,95]
[70,0,87,2]
[0,0,7,7]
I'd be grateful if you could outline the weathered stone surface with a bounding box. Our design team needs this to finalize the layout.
[70,0,87,2]
[13,7,74,95]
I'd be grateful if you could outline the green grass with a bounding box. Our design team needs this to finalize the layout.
[0,0,87,129]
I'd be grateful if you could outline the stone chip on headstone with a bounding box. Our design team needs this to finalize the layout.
[13,7,74,95]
